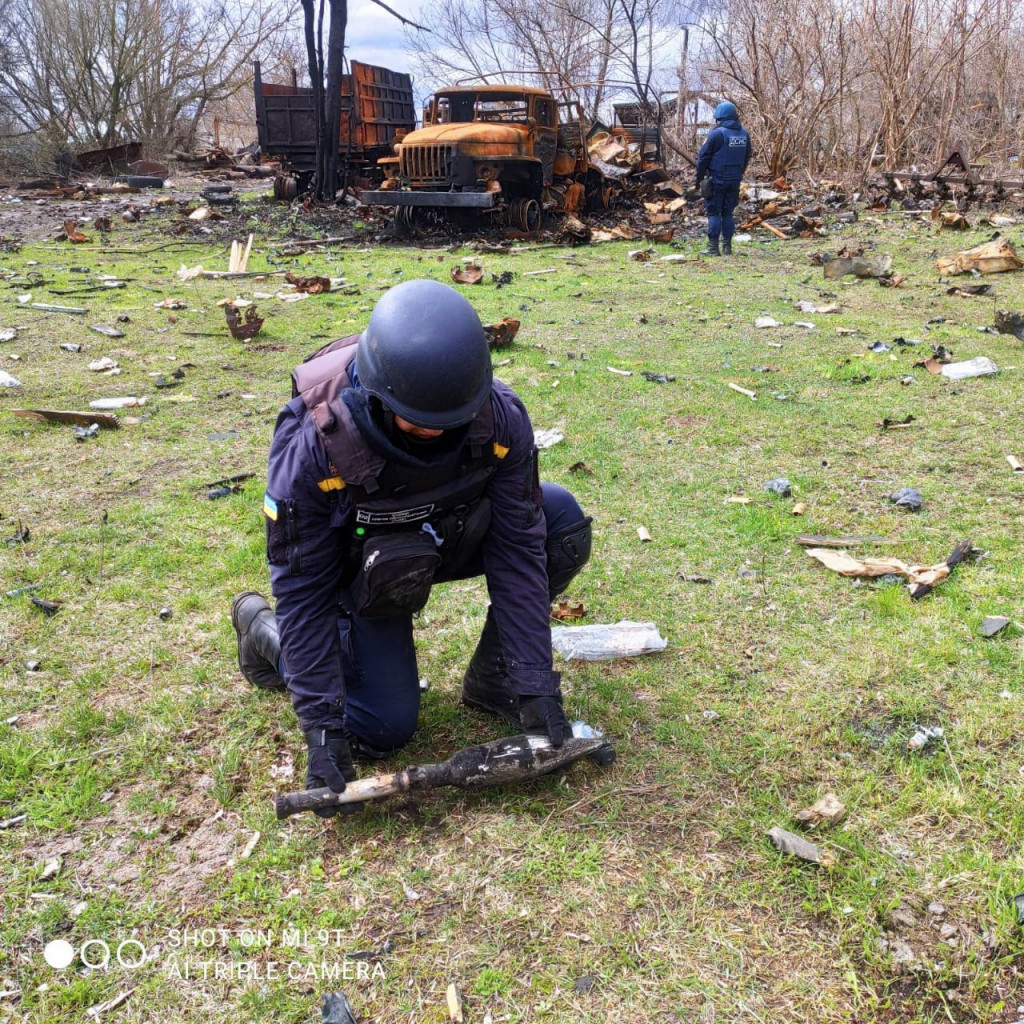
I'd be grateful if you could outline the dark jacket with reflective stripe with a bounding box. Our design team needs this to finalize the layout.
[696,117,751,186]
[264,341,557,731]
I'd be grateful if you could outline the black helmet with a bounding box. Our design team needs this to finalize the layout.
[355,279,492,430]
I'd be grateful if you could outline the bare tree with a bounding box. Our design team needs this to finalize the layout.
[699,0,861,177]
[405,0,681,125]
[298,0,427,199]
[0,0,295,152]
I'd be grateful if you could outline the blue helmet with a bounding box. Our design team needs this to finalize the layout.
[356,279,492,430]
[714,101,737,121]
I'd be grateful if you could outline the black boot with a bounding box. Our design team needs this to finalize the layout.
[722,239,733,255]
[701,236,721,257]
[461,609,522,728]
[231,591,286,690]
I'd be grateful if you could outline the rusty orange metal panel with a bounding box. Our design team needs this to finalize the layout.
[351,61,417,153]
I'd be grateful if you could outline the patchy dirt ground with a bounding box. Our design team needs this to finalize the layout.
[0,166,708,250]
[0,173,339,246]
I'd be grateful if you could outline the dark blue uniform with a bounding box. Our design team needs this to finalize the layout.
[695,115,751,247]
[264,370,581,754]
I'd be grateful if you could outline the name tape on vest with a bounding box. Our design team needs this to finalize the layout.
[728,137,747,147]
[355,504,436,526]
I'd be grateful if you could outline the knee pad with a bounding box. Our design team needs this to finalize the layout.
[546,516,593,599]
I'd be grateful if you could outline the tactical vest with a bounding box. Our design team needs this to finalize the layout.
[292,335,499,535]
[710,123,749,182]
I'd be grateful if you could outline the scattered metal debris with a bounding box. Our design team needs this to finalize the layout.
[12,409,120,429]
[764,478,792,497]
[823,253,892,280]
[284,271,331,294]
[31,595,61,617]
[889,487,923,511]
[936,238,1023,276]
[767,826,835,866]
[794,793,847,827]
[450,264,483,285]
[805,538,973,599]
[483,317,520,348]
[225,303,264,340]
[980,615,1011,638]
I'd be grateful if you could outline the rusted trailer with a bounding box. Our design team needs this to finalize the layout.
[253,60,416,198]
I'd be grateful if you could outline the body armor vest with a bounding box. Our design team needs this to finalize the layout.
[293,336,498,536]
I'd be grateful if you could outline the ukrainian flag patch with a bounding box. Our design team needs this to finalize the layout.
[263,494,278,521]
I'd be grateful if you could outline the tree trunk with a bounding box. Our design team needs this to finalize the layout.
[300,0,326,196]
[322,0,347,200]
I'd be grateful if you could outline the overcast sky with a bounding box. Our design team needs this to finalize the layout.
[341,0,693,116]
[344,0,425,75]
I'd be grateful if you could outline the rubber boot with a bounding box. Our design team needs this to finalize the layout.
[702,236,720,257]
[461,609,522,728]
[722,239,733,255]
[231,591,286,690]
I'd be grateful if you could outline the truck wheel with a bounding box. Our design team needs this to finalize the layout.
[395,206,417,231]
[509,198,540,232]
[273,176,298,201]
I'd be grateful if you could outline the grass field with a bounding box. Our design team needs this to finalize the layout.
[1,198,1023,1023]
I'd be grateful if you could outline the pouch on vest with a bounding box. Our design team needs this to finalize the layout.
[437,497,492,577]
[350,531,442,618]
[699,178,714,199]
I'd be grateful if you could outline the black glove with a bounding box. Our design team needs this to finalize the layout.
[519,695,572,748]
[304,727,361,817]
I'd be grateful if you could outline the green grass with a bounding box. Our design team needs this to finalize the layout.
[1,199,1024,1021]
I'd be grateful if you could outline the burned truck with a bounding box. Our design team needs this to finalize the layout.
[253,60,417,199]
[360,85,629,229]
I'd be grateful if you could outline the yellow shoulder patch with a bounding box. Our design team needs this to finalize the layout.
[317,476,345,492]
[263,494,278,521]
[493,443,510,459]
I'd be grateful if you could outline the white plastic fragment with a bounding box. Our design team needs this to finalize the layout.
[0,370,22,387]
[907,725,944,750]
[551,620,668,661]
[89,396,147,410]
[940,356,999,380]
[533,428,564,449]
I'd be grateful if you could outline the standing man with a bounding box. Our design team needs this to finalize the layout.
[231,279,592,816]
[695,101,751,256]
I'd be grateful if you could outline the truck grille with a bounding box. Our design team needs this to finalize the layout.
[400,144,454,184]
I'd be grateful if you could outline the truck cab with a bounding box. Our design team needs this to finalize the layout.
[361,85,586,229]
